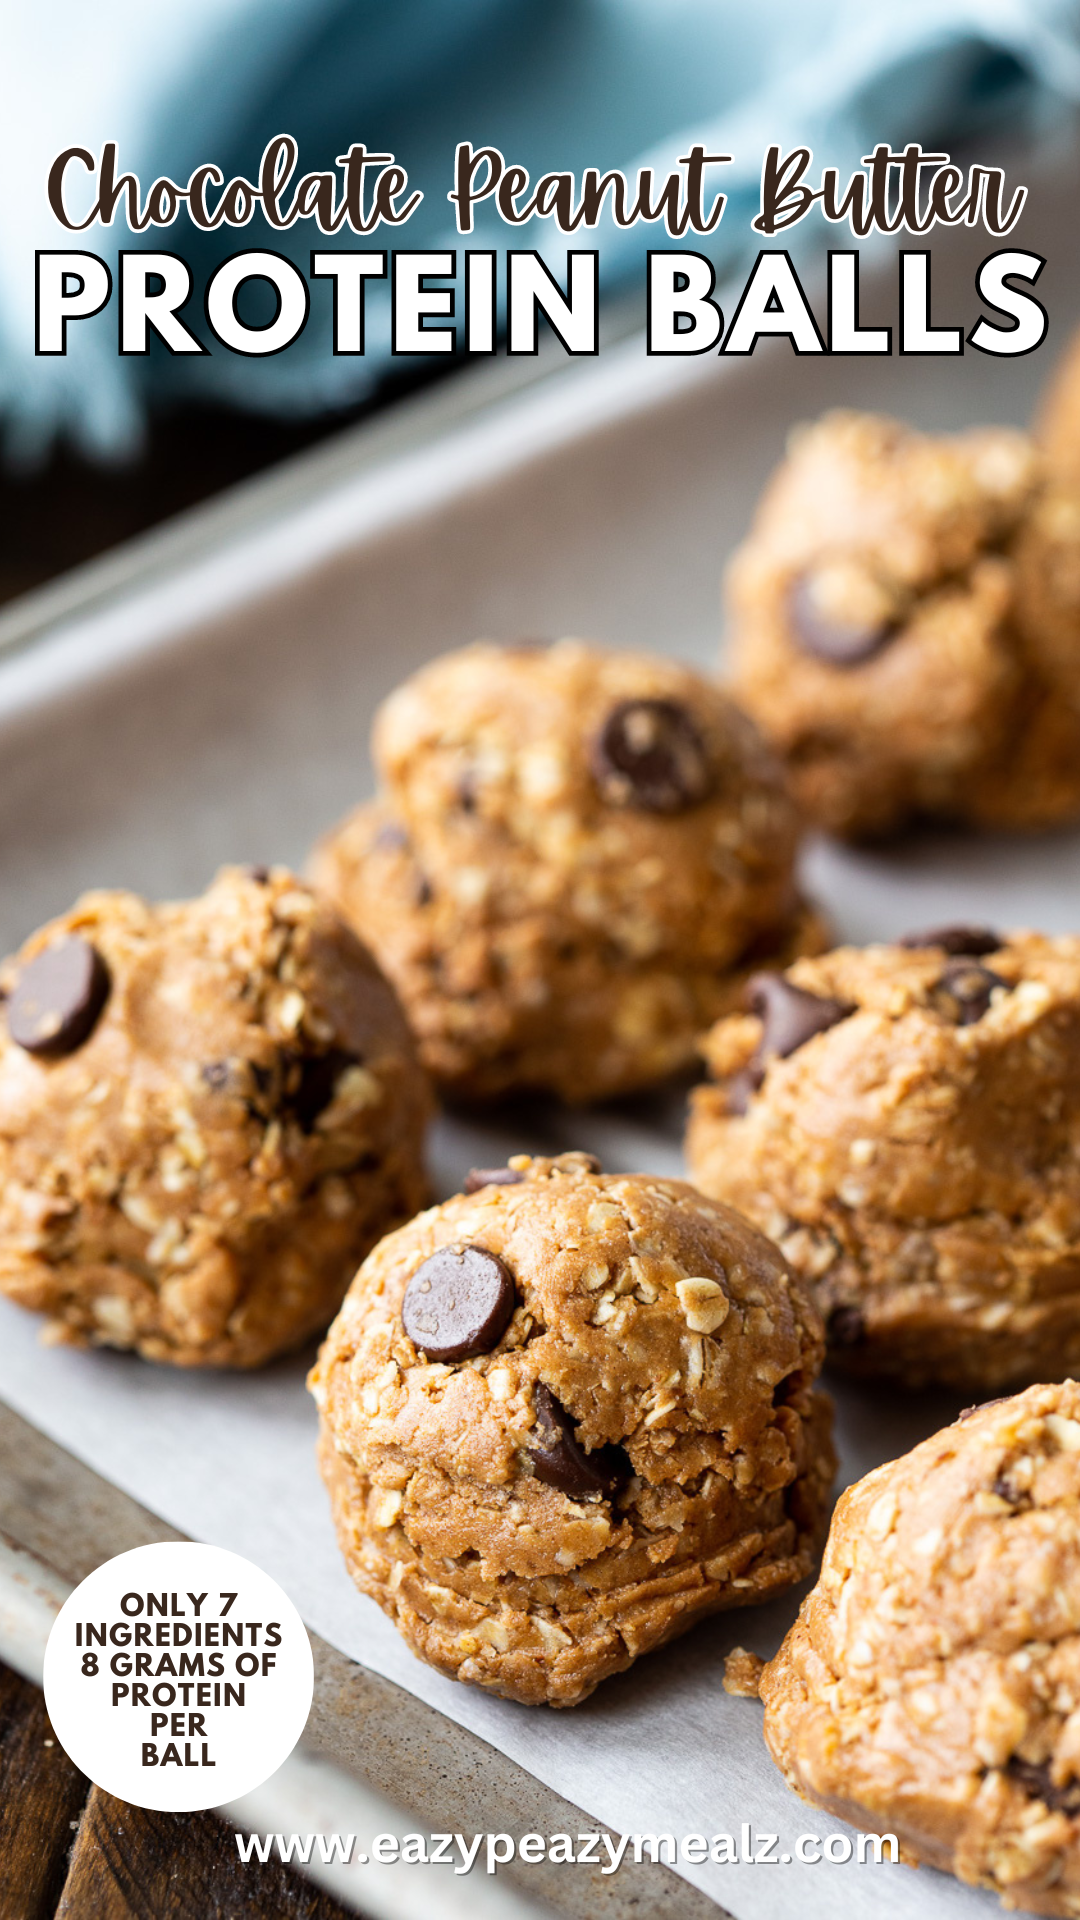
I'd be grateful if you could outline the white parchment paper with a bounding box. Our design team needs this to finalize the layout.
[5,817,1074,1920]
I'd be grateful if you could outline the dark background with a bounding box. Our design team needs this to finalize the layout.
[0,364,460,610]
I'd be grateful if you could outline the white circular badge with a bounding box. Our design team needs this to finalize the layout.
[43,1541,314,1812]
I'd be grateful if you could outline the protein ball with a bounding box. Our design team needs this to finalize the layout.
[310,638,824,1103]
[309,1151,834,1707]
[686,931,1080,1391]
[0,866,431,1366]
[759,1385,1080,1916]
[724,408,1039,838]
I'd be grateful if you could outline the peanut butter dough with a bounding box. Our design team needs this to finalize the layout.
[311,639,821,1104]
[310,1151,834,1707]
[0,866,430,1366]
[685,929,1080,1392]
[760,1383,1080,1916]
[725,408,1080,838]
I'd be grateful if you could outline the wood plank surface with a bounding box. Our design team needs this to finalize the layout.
[54,1787,357,1920]
[0,1657,357,1920]
[0,1664,87,1920]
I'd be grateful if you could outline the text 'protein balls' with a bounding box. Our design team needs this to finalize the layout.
[758,1385,1080,1916]
[0,866,430,1367]
[685,930,1080,1392]
[311,639,823,1105]
[723,407,1080,839]
[309,1151,835,1707]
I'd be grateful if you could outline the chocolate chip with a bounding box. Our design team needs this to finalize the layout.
[212,1051,357,1128]
[827,1305,866,1349]
[463,1167,525,1194]
[591,698,711,814]
[7,937,111,1057]
[724,1067,757,1117]
[284,1047,362,1133]
[956,1395,1008,1423]
[527,1384,630,1499]
[402,1244,517,1362]
[724,974,852,1114]
[1005,1756,1080,1815]
[749,972,853,1065]
[244,864,271,884]
[930,960,1007,1027]
[788,570,897,666]
[899,925,1001,956]
[991,1472,1030,1510]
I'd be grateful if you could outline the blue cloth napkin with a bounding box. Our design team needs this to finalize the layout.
[4,0,1080,460]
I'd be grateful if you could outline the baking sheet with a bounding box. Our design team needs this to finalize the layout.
[5,811,1080,1920]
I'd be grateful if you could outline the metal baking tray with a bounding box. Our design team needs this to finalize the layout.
[1,125,1078,1919]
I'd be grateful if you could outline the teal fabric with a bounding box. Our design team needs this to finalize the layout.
[6,0,1080,456]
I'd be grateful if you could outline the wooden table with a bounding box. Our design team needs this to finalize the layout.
[0,1660,355,1919]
